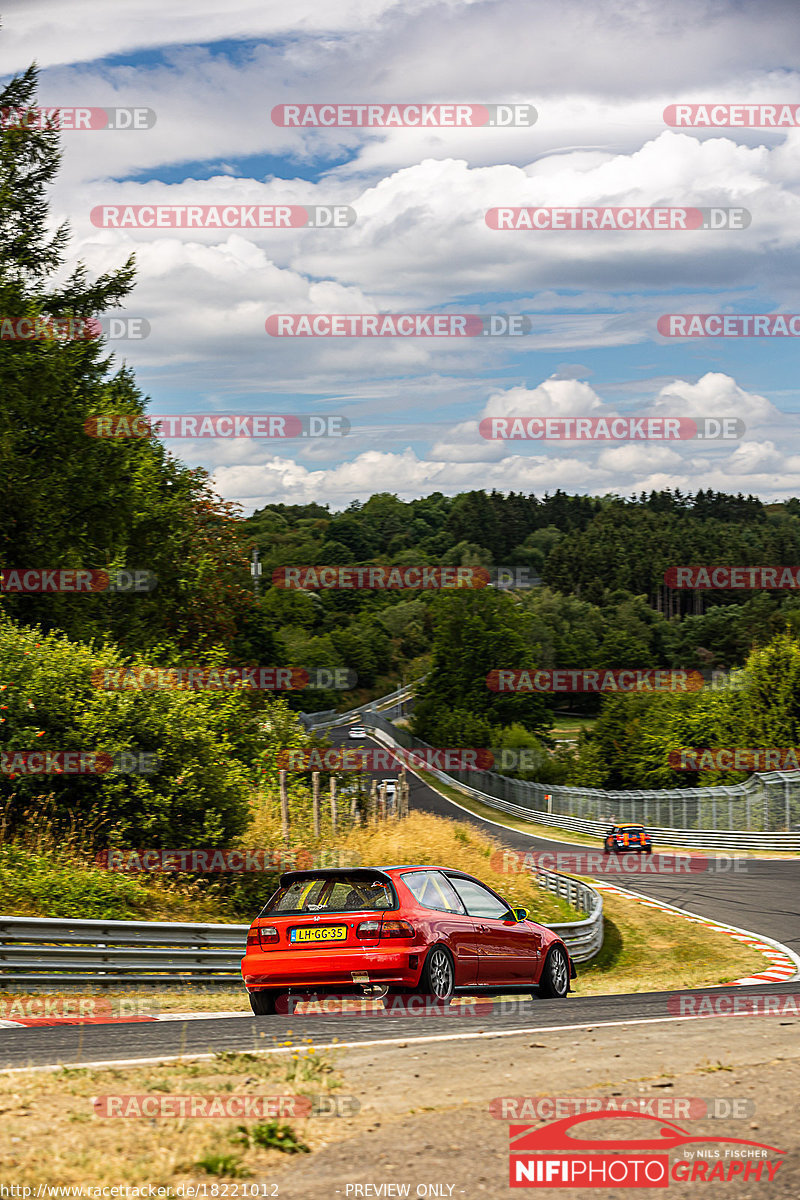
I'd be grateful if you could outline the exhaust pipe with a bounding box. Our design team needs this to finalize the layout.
[361,984,389,999]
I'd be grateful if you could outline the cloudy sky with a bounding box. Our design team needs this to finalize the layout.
[3,0,800,511]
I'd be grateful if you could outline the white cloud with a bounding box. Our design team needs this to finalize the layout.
[5,0,800,509]
[196,372,800,510]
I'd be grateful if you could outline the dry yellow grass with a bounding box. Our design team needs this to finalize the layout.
[243,806,579,924]
[0,1044,343,1186]
[572,889,766,994]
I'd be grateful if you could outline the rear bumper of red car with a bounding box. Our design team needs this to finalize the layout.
[242,947,422,991]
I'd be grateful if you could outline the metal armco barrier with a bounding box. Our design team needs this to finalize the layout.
[532,871,604,961]
[0,864,602,987]
[298,681,419,731]
[428,777,800,852]
[364,712,800,850]
[0,915,248,988]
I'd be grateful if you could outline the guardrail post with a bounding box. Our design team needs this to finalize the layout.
[786,777,792,832]
[312,771,321,839]
[279,770,289,846]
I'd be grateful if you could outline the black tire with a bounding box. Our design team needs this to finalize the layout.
[248,990,279,1015]
[538,945,570,999]
[417,945,455,1002]
[645,845,653,855]
[605,841,617,854]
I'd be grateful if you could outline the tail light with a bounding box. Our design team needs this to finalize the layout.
[378,920,415,939]
[247,924,279,948]
[355,919,415,940]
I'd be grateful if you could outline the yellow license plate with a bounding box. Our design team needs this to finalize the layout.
[290,925,347,943]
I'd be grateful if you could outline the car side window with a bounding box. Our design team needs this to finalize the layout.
[449,877,511,920]
[402,870,465,913]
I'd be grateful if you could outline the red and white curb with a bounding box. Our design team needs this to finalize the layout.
[0,1010,247,1028]
[591,880,800,985]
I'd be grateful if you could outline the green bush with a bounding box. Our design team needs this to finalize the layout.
[0,616,305,846]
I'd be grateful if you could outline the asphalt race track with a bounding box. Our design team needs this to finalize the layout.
[335,728,800,956]
[1,725,797,1070]
[404,757,800,957]
[2,982,799,1072]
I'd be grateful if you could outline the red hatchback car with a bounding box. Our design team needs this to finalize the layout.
[242,865,576,1014]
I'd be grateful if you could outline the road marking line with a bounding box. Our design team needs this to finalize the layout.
[1,1008,795,1075]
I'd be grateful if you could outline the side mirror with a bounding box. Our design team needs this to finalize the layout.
[513,907,530,922]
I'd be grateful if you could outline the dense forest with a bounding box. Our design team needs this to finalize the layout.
[4,66,800,857]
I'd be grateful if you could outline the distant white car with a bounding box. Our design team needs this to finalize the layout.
[380,779,397,799]
[348,725,368,740]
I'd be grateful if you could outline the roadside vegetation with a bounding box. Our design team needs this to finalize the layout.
[0,804,766,1012]
[0,810,578,925]
[0,1045,336,1185]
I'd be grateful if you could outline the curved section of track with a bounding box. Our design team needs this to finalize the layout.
[3,727,797,1069]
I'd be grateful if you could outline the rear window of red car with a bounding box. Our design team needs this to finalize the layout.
[260,875,396,916]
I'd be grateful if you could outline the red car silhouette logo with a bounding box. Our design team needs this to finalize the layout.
[511,1109,785,1154]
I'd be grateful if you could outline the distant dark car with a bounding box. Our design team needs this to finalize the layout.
[242,865,576,1014]
[603,823,652,854]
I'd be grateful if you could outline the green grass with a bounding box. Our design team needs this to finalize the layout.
[234,1122,309,1154]
[194,1153,249,1178]
[0,842,243,922]
[551,715,596,740]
